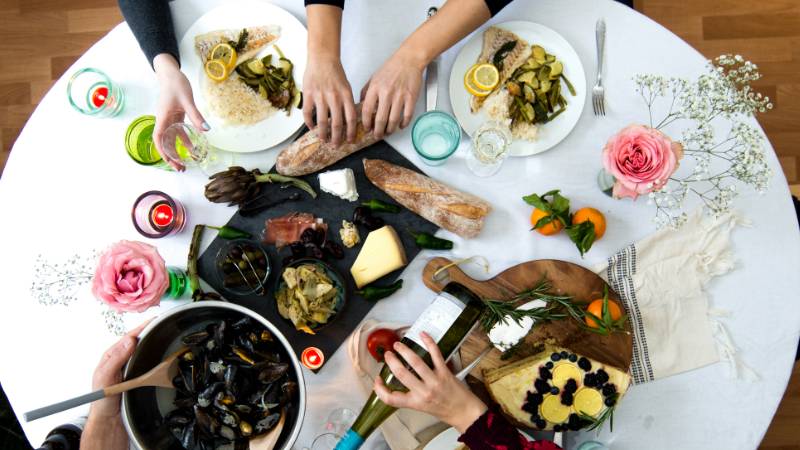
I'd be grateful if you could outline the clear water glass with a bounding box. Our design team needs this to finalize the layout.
[66,68,124,117]
[322,408,357,436]
[161,122,231,175]
[309,433,339,450]
[577,441,610,450]
[411,111,461,166]
[466,121,512,177]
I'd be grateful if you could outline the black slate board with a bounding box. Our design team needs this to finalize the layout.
[198,141,438,371]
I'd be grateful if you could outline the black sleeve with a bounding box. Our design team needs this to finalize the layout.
[118,0,180,68]
[484,0,514,16]
[304,0,345,7]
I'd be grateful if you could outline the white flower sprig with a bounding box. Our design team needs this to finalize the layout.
[633,55,773,228]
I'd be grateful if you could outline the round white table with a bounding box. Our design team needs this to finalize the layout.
[1,0,798,449]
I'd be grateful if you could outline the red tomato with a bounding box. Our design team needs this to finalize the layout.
[367,328,400,362]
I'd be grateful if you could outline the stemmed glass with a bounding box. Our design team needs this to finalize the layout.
[304,408,357,450]
[466,121,512,177]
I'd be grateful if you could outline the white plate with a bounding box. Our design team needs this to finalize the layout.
[179,1,307,153]
[449,21,586,157]
[424,426,535,450]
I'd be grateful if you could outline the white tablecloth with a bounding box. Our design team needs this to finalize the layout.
[1,0,798,449]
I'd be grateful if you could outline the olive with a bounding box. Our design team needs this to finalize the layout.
[289,241,306,257]
[323,241,345,259]
[363,215,385,231]
[353,206,370,224]
[305,244,324,260]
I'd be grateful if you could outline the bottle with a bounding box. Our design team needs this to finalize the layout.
[37,417,85,450]
[335,282,485,449]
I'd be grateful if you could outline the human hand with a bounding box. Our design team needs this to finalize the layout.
[373,332,487,433]
[302,55,357,145]
[361,49,424,140]
[153,54,208,171]
[89,320,150,419]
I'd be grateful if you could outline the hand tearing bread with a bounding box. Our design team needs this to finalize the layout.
[363,159,491,238]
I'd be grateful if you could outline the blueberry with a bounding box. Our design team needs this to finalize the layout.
[561,392,573,406]
[526,391,544,406]
[550,386,560,395]
[545,361,554,369]
[522,401,537,414]
[564,379,578,393]
[535,378,550,394]
[560,351,569,359]
[577,357,592,371]
[568,354,578,362]
[584,373,597,387]
[567,414,584,431]
[539,367,552,380]
[553,424,562,432]
[534,419,547,429]
[602,384,617,397]
[605,397,617,407]
[551,352,561,361]
[596,369,609,384]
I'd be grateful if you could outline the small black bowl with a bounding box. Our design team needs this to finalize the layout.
[273,258,347,333]
[214,239,271,297]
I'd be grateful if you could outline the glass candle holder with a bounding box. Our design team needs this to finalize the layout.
[131,191,187,238]
[467,121,512,177]
[411,111,461,166]
[67,68,124,117]
[164,267,189,299]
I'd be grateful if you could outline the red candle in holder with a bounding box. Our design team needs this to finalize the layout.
[90,85,109,108]
[301,347,324,370]
[132,191,186,238]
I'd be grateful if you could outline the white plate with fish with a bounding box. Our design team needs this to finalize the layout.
[449,21,586,157]
[179,1,307,153]
[423,426,535,450]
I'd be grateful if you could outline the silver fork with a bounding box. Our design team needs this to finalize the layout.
[592,18,606,116]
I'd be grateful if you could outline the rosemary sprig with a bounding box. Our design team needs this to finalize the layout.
[480,277,581,331]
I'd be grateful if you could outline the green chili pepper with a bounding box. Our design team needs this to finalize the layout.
[356,279,403,301]
[361,199,401,214]
[408,230,454,250]
[208,225,251,240]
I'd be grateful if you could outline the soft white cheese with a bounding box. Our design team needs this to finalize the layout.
[488,299,547,351]
[318,168,358,202]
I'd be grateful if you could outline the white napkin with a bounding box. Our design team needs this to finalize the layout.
[593,209,757,383]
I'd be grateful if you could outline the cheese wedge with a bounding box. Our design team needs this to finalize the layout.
[350,225,407,288]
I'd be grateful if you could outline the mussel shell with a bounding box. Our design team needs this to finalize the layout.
[254,412,281,433]
[180,419,198,449]
[194,405,220,436]
[197,382,225,408]
[257,362,289,384]
[181,330,210,346]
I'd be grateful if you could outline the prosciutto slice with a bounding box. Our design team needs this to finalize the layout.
[263,212,327,247]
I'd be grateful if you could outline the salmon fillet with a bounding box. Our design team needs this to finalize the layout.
[470,26,531,113]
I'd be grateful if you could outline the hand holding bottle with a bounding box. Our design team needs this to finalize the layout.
[373,332,487,433]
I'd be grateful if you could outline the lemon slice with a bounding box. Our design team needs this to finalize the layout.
[540,394,570,424]
[574,388,604,417]
[472,63,500,91]
[464,65,492,97]
[205,60,229,82]
[552,362,583,388]
[210,43,237,70]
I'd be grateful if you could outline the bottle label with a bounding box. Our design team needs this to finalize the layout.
[405,291,466,348]
[334,429,365,450]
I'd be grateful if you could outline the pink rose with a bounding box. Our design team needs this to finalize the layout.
[602,124,683,199]
[91,240,168,313]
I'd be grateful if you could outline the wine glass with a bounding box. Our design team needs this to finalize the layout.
[160,122,231,175]
[466,121,512,177]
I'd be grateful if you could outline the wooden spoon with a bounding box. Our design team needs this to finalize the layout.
[23,348,187,422]
[249,409,286,450]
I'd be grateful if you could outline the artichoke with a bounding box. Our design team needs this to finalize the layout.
[205,166,316,206]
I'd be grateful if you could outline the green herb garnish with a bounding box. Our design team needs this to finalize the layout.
[522,190,570,231]
[227,29,249,52]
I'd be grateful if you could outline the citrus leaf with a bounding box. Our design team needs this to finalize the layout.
[522,193,551,212]
[533,214,555,230]
[566,221,596,256]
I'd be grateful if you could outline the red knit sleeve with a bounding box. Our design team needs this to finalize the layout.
[457,408,561,450]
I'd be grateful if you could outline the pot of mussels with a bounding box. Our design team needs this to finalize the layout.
[121,301,306,450]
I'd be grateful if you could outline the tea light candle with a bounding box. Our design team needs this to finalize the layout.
[90,85,109,109]
[150,202,174,230]
[301,347,325,370]
[132,191,186,238]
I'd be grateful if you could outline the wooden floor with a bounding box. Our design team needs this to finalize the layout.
[0,0,797,448]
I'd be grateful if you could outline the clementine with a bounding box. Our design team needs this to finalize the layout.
[571,207,606,239]
[585,298,622,328]
[530,208,564,236]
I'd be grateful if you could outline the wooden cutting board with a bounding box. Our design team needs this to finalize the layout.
[422,257,633,381]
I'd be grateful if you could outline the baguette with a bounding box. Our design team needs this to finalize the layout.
[363,159,491,238]
[276,104,378,176]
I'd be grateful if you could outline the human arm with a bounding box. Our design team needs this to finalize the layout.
[362,0,512,138]
[118,0,179,68]
[80,321,149,450]
[303,2,357,145]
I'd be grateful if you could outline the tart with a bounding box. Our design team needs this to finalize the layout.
[484,345,630,431]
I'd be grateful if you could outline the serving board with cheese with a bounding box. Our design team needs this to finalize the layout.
[198,140,439,370]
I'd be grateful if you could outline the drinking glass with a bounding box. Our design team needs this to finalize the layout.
[309,433,339,450]
[66,68,124,117]
[131,190,187,238]
[161,122,231,175]
[466,121,512,177]
[411,111,461,166]
[322,408,357,436]
[577,441,609,450]
[126,115,167,168]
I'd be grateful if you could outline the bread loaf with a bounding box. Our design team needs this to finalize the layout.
[363,159,491,238]
[276,105,378,176]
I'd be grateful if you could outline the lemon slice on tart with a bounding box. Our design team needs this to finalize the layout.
[472,63,500,91]
[209,43,238,70]
[204,60,230,82]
